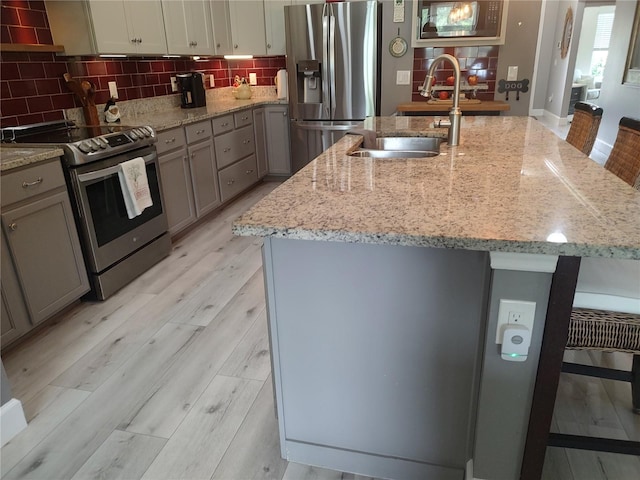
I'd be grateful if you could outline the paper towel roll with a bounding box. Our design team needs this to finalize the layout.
[276,69,288,100]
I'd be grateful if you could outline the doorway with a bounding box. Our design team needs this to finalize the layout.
[568,2,616,116]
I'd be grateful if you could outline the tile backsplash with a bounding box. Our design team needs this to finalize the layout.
[412,46,499,102]
[0,0,285,126]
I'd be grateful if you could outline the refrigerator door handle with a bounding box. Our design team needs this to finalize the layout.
[328,7,336,119]
[321,4,330,119]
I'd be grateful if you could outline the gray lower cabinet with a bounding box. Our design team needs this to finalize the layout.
[252,108,268,178]
[157,127,196,235]
[214,111,259,202]
[186,122,221,217]
[157,121,221,236]
[264,105,291,175]
[0,159,90,347]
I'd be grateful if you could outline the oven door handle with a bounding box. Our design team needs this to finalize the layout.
[76,152,156,183]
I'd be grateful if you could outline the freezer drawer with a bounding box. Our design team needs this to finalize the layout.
[290,121,362,173]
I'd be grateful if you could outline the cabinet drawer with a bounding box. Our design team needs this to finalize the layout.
[219,155,258,202]
[234,110,253,129]
[185,121,213,144]
[215,126,255,169]
[156,127,187,155]
[1,160,65,206]
[212,114,234,135]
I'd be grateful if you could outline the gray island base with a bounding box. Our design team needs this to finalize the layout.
[263,237,554,480]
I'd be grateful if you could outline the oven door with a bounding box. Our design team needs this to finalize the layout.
[69,145,168,274]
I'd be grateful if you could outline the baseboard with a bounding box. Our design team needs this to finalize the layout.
[0,398,27,447]
[529,108,544,117]
[593,138,613,159]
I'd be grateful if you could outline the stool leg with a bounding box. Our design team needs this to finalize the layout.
[633,354,640,414]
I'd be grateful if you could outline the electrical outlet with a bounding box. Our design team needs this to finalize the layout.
[396,70,410,85]
[507,65,518,81]
[496,299,536,344]
[170,76,178,92]
[108,81,118,99]
[249,73,257,85]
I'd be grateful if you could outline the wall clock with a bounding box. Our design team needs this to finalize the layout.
[561,7,573,59]
[389,36,408,58]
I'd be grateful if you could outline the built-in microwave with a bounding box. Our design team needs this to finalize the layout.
[413,0,508,46]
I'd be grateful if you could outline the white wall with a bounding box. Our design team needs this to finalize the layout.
[574,6,599,77]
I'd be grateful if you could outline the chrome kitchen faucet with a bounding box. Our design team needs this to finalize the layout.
[420,54,462,146]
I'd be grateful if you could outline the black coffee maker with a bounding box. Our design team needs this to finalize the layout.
[177,72,206,108]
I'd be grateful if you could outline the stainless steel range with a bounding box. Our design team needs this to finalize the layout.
[1,120,171,300]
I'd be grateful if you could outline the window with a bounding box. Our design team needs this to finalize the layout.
[590,12,614,82]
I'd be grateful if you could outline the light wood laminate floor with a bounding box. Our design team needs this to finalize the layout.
[2,181,639,480]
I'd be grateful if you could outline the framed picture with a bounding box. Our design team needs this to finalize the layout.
[561,7,573,59]
[624,1,640,85]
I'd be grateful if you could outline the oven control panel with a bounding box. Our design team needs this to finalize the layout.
[69,126,156,165]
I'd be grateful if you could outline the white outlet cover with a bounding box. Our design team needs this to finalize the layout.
[108,81,118,99]
[507,66,518,81]
[496,299,536,344]
[396,70,410,85]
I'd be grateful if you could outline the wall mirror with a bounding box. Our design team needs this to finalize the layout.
[624,0,640,85]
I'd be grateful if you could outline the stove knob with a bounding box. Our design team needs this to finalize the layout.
[129,131,139,140]
[142,127,152,137]
[90,138,102,148]
[97,138,108,148]
[78,141,93,153]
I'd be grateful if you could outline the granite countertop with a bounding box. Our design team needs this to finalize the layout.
[233,116,640,259]
[0,92,286,172]
[0,146,64,172]
[116,96,286,131]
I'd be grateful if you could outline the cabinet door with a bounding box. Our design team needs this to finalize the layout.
[265,0,290,55]
[125,0,168,54]
[211,0,232,55]
[1,230,30,348]
[1,191,89,325]
[265,106,291,175]
[228,0,267,55]
[88,0,137,54]
[164,0,214,55]
[253,108,268,178]
[159,147,196,235]
[189,140,221,217]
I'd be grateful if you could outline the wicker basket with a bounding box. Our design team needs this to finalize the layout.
[567,308,640,354]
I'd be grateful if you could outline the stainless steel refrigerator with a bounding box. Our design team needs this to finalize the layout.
[285,1,382,173]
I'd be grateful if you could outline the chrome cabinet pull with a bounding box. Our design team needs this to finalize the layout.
[245,169,254,174]
[196,129,205,134]
[222,122,229,126]
[191,153,196,159]
[223,147,231,153]
[227,179,235,185]
[234,44,238,49]
[9,222,18,231]
[165,138,176,144]
[22,177,43,188]
[216,43,221,48]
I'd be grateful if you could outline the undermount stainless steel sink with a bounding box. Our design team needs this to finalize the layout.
[349,149,439,159]
[375,137,442,151]
[348,136,442,159]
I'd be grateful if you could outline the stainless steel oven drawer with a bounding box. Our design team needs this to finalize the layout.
[1,159,66,206]
[218,155,258,202]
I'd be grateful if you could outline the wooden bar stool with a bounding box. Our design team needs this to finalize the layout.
[604,116,640,187]
[565,101,603,155]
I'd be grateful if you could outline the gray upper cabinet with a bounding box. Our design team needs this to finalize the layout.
[264,0,290,55]
[1,159,90,335]
[228,0,267,55]
[163,0,215,56]
[210,0,233,55]
[45,0,168,55]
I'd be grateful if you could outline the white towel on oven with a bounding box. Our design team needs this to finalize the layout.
[118,157,152,219]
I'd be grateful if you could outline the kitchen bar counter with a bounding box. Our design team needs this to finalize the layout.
[234,115,640,259]
[232,115,639,480]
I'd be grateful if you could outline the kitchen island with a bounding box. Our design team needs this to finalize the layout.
[233,116,640,480]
